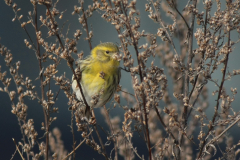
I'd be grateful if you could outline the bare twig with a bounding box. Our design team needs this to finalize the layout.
[103,105,118,160]
[197,29,231,159]
[93,124,109,160]
[10,144,18,160]
[125,137,144,160]
[10,8,37,51]
[71,110,76,160]
[12,138,25,160]
[188,8,209,101]
[171,0,190,30]
[121,1,152,159]
[152,0,179,56]
[33,4,49,160]
[179,0,197,150]
[62,130,93,160]
[80,2,92,50]
[107,0,147,143]
[154,106,178,144]
[78,3,108,158]
[45,5,64,49]
[50,88,61,109]
[120,89,135,97]
[205,115,240,148]
[44,3,90,112]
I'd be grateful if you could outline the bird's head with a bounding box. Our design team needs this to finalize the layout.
[91,42,121,63]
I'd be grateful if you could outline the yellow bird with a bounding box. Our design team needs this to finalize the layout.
[72,42,121,119]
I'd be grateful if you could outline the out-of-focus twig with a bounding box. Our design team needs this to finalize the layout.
[62,130,93,160]
[151,0,179,56]
[197,29,231,159]
[12,138,25,160]
[171,0,190,30]
[33,4,49,160]
[71,110,76,160]
[103,105,118,160]
[179,0,197,151]
[121,1,152,159]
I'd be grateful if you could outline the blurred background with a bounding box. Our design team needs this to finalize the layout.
[0,0,240,159]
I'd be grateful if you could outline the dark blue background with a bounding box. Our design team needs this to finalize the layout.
[1,0,240,159]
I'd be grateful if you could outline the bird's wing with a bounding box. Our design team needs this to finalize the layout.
[76,56,93,72]
[72,56,93,90]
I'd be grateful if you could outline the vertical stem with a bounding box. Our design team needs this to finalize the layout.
[82,7,92,50]
[79,3,108,159]
[197,30,231,159]
[177,0,197,158]
[45,5,91,112]
[187,8,209,118]
[33,4,49,160]
[71,110,76,160]
[120,1,152,159]
[103,105,118,160]
[188,8,209,101]
[93,125,109,160]
[46,5,64,50]
[108,0,148,144]
[179,0,197,140]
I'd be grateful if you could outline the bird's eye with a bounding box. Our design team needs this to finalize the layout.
[106,51,109,54]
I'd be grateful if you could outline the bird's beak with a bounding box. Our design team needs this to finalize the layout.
[112,52,122,61]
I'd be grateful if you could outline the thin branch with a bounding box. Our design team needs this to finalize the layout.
[103,105,118,160]
[179,0,197,149]
[121,1,152,159]
[171,0,190,30]
[71,110,76,160]
[93,124,109,160]
[77,3,109,159]
[81,2,92,50]
[62,130,93,160]
[89,110,108,160]
[69,64,90,112]
[188,8,209,101]
[154,106,178,144]
[33,4,49,160]
[50,88,61,108]
[120,89,135,97]
[44,3,90,113]
[9,7,37,51]
[120,67,131,73]
[152,0,179,56]
[187,80,207,119]
[125,137,144,160]
[197,30,231,159]
[10,143,18,160]
[107,2,146,140]
[46,5,64,50]
[12,138,25,160]
[0,54,30,160]
[205,115,240,148]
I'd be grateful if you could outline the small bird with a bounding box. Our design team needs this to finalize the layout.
[72,42,121,120]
